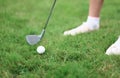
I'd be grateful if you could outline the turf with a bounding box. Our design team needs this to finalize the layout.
[0,0,120,78]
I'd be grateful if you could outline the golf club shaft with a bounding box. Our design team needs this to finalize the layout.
[44,0,56,29]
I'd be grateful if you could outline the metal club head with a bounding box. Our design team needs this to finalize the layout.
[26,35,41,45]
[26,29,45,45]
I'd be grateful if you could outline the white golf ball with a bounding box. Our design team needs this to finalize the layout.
[37,46,45,54]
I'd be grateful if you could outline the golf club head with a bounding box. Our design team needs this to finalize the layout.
[26,29,45,45]
[26,35,41,45]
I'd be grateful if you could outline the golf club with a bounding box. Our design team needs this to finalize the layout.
[26,0,56,45]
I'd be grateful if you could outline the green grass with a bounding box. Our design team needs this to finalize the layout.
[0,0,120,78]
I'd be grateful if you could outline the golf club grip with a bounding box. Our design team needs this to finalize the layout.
[44,0,56,29]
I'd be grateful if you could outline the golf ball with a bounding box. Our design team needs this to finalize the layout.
[37,46,45,54]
